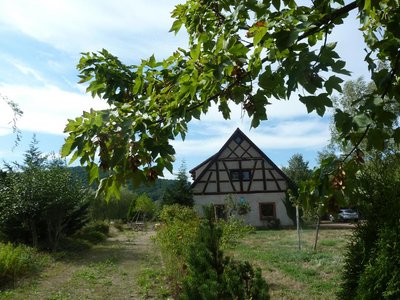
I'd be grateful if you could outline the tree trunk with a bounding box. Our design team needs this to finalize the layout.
[313,216,321,252]
[296,205,301,250]
[30,219,38,248]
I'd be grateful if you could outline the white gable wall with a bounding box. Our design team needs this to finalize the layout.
[194,193,293,227]
[191,128,295,228]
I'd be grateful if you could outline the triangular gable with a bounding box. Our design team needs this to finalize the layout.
[191,128,296,195]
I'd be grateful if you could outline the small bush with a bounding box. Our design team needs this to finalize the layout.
[218,216,254,249]
[0,242,48,287]
[159,204,198,224]
[180,208,269,299]
[155,205,200,296]
[222,258,270,300]
[71,221,109,245]
[338,155,400,299]
[74,231,107,244]
[81,221,110,236]
[57,237,93,252]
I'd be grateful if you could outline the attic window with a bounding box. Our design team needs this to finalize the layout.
[234,136,243,144]
[230,169,251,181]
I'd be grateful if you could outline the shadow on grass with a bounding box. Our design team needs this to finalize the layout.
[54,232,157,268]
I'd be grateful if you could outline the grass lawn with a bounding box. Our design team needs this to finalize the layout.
[1,226,352,299]
[229,227,352,299]
[0,228,163,300]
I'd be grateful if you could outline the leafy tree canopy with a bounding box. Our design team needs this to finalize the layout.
[62,0,400,199]
[282,153,312,186]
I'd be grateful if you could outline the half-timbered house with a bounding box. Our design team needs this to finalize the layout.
[190,128,295,227]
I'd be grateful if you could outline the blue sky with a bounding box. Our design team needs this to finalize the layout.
[0,1,369,178]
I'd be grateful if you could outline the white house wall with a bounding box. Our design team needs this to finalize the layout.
[190,128,295,228]
[194,193,293,227]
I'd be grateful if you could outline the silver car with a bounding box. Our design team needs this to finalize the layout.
[329,209,359,222]
[337,208,359,222]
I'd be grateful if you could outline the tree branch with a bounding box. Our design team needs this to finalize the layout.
[342,124,371,163]
[298,1,358,41]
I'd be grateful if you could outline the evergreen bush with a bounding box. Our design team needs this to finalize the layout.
[180,207,269,300]
[338,155,400,299]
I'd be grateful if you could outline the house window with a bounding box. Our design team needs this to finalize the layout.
[230,169,252,181]
[234,136,243,144]
[242,170,251,181]
[259,203,276,220]
[230,170,240,181]
[214,204,227,220]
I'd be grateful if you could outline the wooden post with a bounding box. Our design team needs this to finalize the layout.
[296,205,301,250]
[313,215,321,252]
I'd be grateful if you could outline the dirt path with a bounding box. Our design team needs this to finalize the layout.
[1,228,160,300]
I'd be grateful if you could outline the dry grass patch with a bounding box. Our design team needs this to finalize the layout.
[0,229,162,300]
[229,228,352,299]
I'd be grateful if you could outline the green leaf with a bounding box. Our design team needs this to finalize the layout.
[367,128,385,151]
[89,163,99,184]
[272,0,281,10]
[276,30,298,51]
[325,75,343,94]
[148,55,157,68]
[228,43,249,57]
[363,0,371,12]
[253,27,268,46]
[393,128,400,144]
[334,109,353,136]
[353,114,371,129]
[169,19,183,34]
[299,93,332,116]
[61,136,75,157]
[190,43,201,60]
[332,60,351,76]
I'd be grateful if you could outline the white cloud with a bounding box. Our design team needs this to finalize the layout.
[173,116,330,158]
[12,61,48,85]
[0,0,187,59]
[0,83,109,136]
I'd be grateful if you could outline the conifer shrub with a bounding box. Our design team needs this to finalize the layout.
[180,207,269,300]
[338,155,400,299]
[356,226,400,299]
[156,204,268,299]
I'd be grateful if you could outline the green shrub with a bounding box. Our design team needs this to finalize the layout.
[74,231,107,244]
[155,204,268,299]
[218,216,254,249]
[159,204,198,224]
[81,221,110,236]
[155,204,200,296]
[57,237,92,252]
[69,221,109,246]
[357,226,400,299]
[0,242,48,287]
[180,208,269,300]
[222,258,270,300]
[338,155,400,299]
